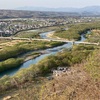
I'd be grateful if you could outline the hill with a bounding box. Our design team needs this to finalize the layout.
[16,6,100,14]
[0,10,80,19]
[1,6,100,19]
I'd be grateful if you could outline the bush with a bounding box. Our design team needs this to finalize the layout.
[0,58,23,72]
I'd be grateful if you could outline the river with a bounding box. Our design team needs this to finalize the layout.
[0,31,86,77]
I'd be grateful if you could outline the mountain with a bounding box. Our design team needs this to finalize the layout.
[16,7,78,12]
[16,6,100,14]
[82,6,100,12]
[0,10,81,19]
[0,6,100,19]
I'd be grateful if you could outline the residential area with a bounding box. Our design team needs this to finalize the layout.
[0,17,99,37]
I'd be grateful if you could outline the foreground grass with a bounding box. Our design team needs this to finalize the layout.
[85,49,100,80]
[0,49,100,100]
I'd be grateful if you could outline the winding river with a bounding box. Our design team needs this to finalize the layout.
[0,31,86,77]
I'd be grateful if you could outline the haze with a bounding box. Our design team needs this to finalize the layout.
[0,0,100,9]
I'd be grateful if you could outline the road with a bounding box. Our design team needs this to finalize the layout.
[0,37,99,45]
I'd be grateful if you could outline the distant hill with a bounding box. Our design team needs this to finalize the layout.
[16,7,78,12]
[81,6,100,12]
[0,6,100,19]
[0,10,81,19]
[16,6,100,14]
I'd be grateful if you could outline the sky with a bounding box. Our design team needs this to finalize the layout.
[0,0,100,9]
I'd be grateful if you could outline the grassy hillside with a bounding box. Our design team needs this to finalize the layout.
[85,49,100,80]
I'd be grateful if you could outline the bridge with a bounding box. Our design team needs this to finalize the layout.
[0,37,99,45]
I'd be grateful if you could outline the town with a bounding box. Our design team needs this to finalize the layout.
[0,16,99,37]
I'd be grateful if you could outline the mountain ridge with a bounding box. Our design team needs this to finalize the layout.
[16,5,100,13]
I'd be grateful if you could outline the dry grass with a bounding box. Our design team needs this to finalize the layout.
[0,40,27,51]
[92,30,100,37]
[92,29,100,33]
[47,32,69,40]
[1,63,99,100]
[40,65,100,100]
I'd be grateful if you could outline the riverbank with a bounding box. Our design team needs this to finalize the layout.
[0,40,64,61]
[0,39,64,76]
[46,31,69,40]
[14,25,66,37]
[52,23,100,41]
[0,58,23,73]
[23,52,44,62]
[0,44,97,94]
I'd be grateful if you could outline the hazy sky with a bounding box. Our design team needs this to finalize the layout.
[0,0,100,9]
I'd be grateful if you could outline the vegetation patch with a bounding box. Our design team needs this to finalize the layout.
[86,29,100,43]
[53,22,100,40]
[0,58,23,73]
[85,49,100,80]
[15,30,40,38]
[0,41,64,61]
